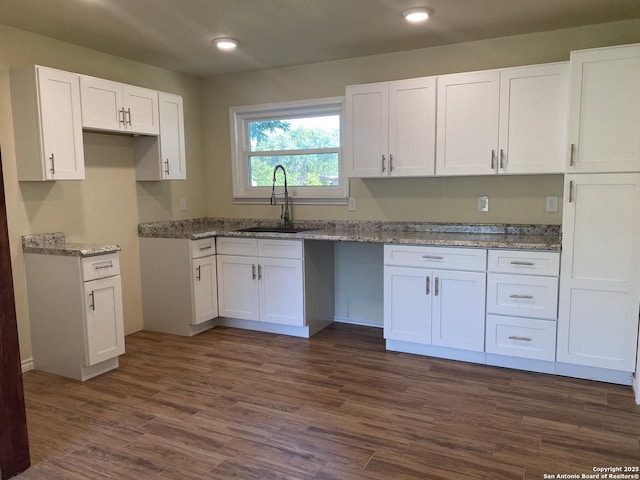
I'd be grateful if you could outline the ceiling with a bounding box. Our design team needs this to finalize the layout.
[3,0,640,77]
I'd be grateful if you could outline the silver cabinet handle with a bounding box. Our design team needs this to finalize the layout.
[568,180,574,203]
[499,149,505,169]
[422,255,443,260]
[164,159,170,176]
[89,291,95,311]
[569,143,575,167]
[510,261,535,266]
[389,154,394,172]
[508,336,532,342]
[491,149,496,170]
[252,264,256,280]
[196,266,201,281]
[92,261,114,270]
[258,264,262,280]
[119,108,125,126]
[510,294,533,299]
[126,107,132,126]
[434,277,440,296]
[381,154,386,173]
[49,153,56,175]
[425,276,430,295]
[199,245,213,251]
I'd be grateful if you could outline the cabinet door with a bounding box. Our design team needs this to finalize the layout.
[432,270,486,352]
[345,83,389,177]
[37,67,85,180]
[383,266,432,343]
[388,77,436,176]
[159,92,186,179]
[216,255,259,321]
[123,85,159,135]
[557,174,640,370]
[498,63,568,174]
[84,276,125,366]
[193,255,218,325]
[567,45,640,173]
[259,258,304,326]
[436,71,500,176]
[80,76,123,131]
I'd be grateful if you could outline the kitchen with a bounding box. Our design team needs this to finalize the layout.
[1,1,640,478]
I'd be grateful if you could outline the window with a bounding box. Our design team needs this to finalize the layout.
[230,97,347,203]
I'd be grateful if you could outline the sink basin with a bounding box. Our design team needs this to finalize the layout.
[235,226,314,234]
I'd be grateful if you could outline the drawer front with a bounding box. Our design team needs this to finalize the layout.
[486,314,557,362]
[384,245,486,271]
[191,238,216,258]
[487,273,558,320]
[258,239,303,259]
[488,249,559,276]
[81,253,121,281]
[216,237,258,256]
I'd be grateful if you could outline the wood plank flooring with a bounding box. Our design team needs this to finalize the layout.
[14,324,640,479]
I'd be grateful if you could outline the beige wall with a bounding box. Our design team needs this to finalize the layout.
[203,18,640,224]
[0,25,207,361]
[4,18,640,363]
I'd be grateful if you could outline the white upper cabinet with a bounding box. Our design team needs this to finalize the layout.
[10,65,85,180]
[134,92,187,181]
[436,70,500,176]
[557,174,640,371]
[437,64,568,176]
[345,77,436,177]
[498,63,568,174]
[567,44,640,173]
[80,76,159,135]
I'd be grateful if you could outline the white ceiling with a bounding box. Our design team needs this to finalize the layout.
[3,0,640,77]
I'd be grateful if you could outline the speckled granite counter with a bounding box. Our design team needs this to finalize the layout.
[22,232,121,257]
[138,218,561,251]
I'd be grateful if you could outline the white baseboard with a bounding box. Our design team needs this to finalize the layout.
[633,373,640,405]
[334,315,383,328]
[21,358,34,373]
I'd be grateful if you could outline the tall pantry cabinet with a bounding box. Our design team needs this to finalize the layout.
[557,44,640,382]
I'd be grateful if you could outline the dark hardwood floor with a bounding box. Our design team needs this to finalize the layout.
[14,323,640,479]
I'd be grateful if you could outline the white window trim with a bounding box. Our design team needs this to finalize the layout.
[229,96,348,205]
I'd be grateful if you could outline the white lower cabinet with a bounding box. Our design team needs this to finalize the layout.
[216,238,304,326]
[140,237,218,336]
[557,174,640,373]
[485,249,560,363]
[384,245,487,354]
[24,252,124,381]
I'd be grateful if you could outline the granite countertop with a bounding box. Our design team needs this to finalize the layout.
[22,232,121,257]
[138,218,561,251]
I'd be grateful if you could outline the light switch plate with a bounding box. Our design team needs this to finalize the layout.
[179,198,187,211]
[348,197,357,211]
[545,196,558,213]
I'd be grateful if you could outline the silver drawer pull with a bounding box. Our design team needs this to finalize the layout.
[422,255,444,260]
[510,261,535,266]
[508,336,532,342]
[92,261,113,270]
[510,294,533,300]
[199,245,213,251]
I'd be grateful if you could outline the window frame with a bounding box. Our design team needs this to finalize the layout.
[229,96,347,204]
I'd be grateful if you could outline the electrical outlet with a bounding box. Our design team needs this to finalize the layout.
[478,196,489,212]
[179,198,187,211]
[545,195,559,213]
[348,197,357,211]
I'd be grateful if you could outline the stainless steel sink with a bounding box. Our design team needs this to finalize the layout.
[235,226,314,234]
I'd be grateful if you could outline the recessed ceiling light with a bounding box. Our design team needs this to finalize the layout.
[403,7,431,23]
[213,37,238,51]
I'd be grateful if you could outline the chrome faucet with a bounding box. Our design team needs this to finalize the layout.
[270,164,290,228]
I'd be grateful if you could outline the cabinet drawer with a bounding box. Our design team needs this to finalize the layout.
[81,253,120,281]
[191,238,216,258]
[488,249,559,276]
[216,237,258,256]
[487,273,558,319]
[384,245,486,271]
[258,239,303,259]
[486,314,557,361]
